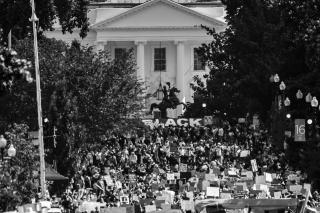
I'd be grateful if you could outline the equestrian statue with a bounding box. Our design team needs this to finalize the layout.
[149,82,186,118]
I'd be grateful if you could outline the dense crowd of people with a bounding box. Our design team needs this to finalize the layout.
[51,118,320,212]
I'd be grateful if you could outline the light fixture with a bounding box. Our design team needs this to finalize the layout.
[284,97,291,107]
[0,135,7,149]
[273,74,280,83]
[156,41,164,101]
[279,81,286,91]
[296,90,303,99]
[269,75,274,83]
[307,119,313,125]
[305,93,312,103]
[311,97,319,108]
[202,103,207,108]
[44,118,49,123]
[156,83,164,101]
[7,144,16,157]
[286,113,291,119]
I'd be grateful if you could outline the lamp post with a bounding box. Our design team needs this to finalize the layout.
[0,135,16,169]
[30,0,46,198]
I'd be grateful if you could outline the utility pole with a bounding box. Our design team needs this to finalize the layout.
[30,0,46,199]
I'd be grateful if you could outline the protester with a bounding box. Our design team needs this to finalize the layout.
[54,118,319,213]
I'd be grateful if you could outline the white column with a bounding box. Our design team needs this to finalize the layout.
[135,41,146,83]
[175,40,185,116]
[95,41,106,53]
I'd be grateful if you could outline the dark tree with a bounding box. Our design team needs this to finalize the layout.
[0,0,89,44]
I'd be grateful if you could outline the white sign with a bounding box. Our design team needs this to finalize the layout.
[207,187,220,197]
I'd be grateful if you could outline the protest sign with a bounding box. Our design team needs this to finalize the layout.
[251,159,258,172]
[142,118,204,127]
[120,196,129,205]
[181,200,194,212]
[274,191,282,199]
[174,172,180,180]
[240,150,250,158]
[255,175,266,184]
[201,180,210,191]
[145,205,156,213]
[289,185,302,194]
[167,173,175,181]
[161,204,171,211]
[205,174,216,182]
[220,193,232,199]
[265,173,273,182]
[207,187,220,197]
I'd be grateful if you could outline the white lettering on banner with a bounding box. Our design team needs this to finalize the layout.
[177,118,188,127]
[142,118,204,127]
[189,118,202,126]
[165,119,176,126]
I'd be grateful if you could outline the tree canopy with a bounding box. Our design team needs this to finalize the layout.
[0,0,89,44]
[0,37,145,175]
[186,0,320,120]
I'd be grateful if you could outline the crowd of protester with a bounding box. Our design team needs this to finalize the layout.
[52,118,320,212]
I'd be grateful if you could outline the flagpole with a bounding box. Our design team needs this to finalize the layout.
[30,0,46,199]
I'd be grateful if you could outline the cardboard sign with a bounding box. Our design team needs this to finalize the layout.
[251,159,258,172]
[294,119,306,142]
[201,180,210,191]
[207,187,220,197]
[238,118,246,123]
[167,173,175,181]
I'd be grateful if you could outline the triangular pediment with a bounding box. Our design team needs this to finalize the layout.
[91,0,225,29]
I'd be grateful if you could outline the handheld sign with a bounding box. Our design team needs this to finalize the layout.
[294,119,306,142]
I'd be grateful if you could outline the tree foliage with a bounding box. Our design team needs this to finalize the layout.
[0,123,39,212]
[0,46,32,95]
[0,37,144,175]
[0,0,89,44]
[186,0,320,120]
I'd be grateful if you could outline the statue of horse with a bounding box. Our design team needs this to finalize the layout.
[149,82,187,118]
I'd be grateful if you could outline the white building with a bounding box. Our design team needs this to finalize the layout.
[46,0,226,117]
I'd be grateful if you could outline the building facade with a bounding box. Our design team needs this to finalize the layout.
[45,0,226,117]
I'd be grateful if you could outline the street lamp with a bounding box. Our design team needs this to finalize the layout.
[284,97,291,107]
[296,90,303,99]
[274,74,280,83]
[307,119,313,125]
[7,144,16,157]
[0,135,7,160]
[202,103,207,108]
[156,83,164,101]
[306,93,312,103]
[279,81,286,91]
[311,97,319,108]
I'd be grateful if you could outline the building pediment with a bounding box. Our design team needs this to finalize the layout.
[91,0,226,30]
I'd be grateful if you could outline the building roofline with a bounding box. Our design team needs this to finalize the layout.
[89,1,223,8]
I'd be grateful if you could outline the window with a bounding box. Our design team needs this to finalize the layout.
[114,48,126,60]
[193,48,206,71]
[154,48,166,71]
